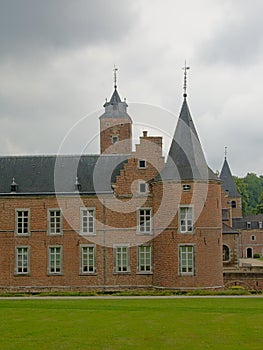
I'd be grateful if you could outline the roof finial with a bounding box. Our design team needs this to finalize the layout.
[113,64,118,90]
[224,146,228,159]
[182,60,190,98]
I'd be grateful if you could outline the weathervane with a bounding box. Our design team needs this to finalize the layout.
[182,61,190,98]
[113,64,118,89]
[224,146,228,159]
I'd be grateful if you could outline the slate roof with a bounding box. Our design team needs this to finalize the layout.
[220,158,240,197]
[0,154,129,195]
[100,88,131,120]
[155,97,218,182]
[222,223,239,234]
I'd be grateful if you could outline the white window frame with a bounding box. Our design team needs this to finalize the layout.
[137,208,152,234]
[251,235,256,241]
[179,205,194,233]
[259,221,262,229]
[80,208,95,235]
[80,245,96,274]
[138,181,148,194]
[137,245,152,273]
[48,246,62,274]
[179,245,195,276]
[48,209,62,235]
[114,244,130,273]
[247,222,251,230]
[15,209,30,235]
[15,246,30,275]
[138,159,147,169]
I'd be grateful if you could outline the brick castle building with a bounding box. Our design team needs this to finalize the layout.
[0,72,235,292]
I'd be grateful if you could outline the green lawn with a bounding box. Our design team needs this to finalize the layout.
[0,297,262,350]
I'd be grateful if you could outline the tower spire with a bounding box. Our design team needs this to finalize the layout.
[224,146,228,159]
[182,61,190,98]
[113,64,118,90]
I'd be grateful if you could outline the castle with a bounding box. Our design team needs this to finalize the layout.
[0,70,262,292]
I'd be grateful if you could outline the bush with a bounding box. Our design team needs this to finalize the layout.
[253,253,261,258]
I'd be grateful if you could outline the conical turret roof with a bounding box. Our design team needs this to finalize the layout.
[100,87,130,120]
[155,96,217,182]
[220,158,240,197]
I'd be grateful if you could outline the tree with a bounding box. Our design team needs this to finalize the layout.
[233,176,249,215]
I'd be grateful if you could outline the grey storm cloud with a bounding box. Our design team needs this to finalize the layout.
[0,0,136,57]
[197,0,263,66]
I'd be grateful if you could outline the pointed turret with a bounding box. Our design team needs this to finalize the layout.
[220,157,240,197]
[156,95,217,182]
[99,66,132,154]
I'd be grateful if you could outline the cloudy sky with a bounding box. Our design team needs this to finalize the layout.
[0,0,262,177]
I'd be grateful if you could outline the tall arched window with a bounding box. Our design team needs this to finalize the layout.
[246,247,253,258]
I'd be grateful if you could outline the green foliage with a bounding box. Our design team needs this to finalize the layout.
[234,173,263,215]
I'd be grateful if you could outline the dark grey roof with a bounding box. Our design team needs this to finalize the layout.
[220,158,240,197]
[0,154,129,195]
[222,223,239,234]
[100,88,131,120]
[155,97,218,182]
[232,215,263,230]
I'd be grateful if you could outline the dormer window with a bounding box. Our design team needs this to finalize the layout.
[10,177,18,193]
[259,222,262,229]
[74,177,81,192]
[247,222,251,230]
[138,159,146,169]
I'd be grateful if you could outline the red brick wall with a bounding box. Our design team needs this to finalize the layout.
[151,180,224,289]
[100,118,132,154]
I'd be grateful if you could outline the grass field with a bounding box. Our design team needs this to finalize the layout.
[0,297,262,350]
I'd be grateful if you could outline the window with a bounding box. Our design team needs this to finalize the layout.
[112,135,119,144]
[179,245,195,276]
[48,210,62,235]
[231,201,236,208]
[182,184,191,191]
[138,245,152,273]
[114,245,130,273]
[246,222,251,230]
[259,222,262,229]
[246,247,253,258]
[138,159,146,169]
[15,247,29,274]
[80,208,95,235]
[15,209,30,235]
[138,208,152,234]
[223,245,230,262]
[81,245,96,273]
[138,181,148,193]
[179,206,193,233]
[48,246,62,274]
[251,235,256,241]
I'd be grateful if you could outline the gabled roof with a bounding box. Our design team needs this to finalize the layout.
[0,154,129,195]
[155,97,217,182]
[220,158,240,197]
